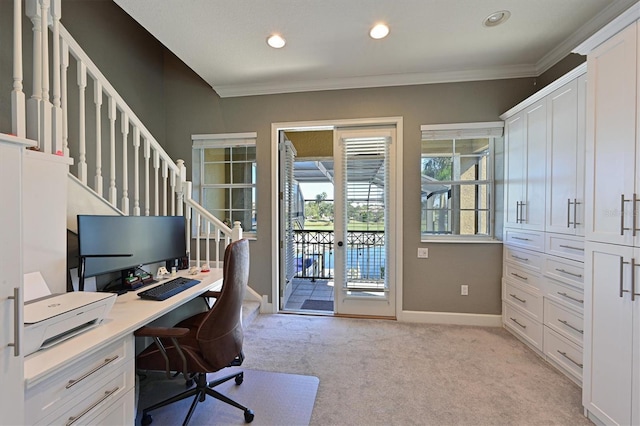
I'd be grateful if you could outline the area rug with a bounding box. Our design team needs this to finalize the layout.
[136,367,319,425]
[300,299,333,311]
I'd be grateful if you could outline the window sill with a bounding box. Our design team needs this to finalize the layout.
[420,237,502,244]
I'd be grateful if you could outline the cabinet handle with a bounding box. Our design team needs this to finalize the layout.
[520,202,526,224]
[66,387,119,425]
[512,236,531,241]
[558,319,584,334]
[510,272,528,281]
[573,199,581,228]
[509,293,527,303]
[559,244,584,251]
[634,194,638,237]
[554,268,583,278]
[7,287,20,357]
[567,198,573,228]
[556,350,583,368]
[621,194,632,235]
[556,292,584,304]
[509,317,527,329]
[620,257,631,298]
[516,201,522,223]
[633,258,637,302]
[66,355,119,389]
[512,255,529,262]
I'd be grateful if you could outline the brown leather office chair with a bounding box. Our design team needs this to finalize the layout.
[135,239,254,425]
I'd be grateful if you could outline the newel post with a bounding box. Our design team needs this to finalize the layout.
[176,159,187,216]
[232,222,243,241]
[12,0,26,137]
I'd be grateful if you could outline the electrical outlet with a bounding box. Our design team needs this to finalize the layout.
[417,248,429,258]
[461,285,468,296]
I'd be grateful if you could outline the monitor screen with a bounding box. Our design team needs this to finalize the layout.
[77,215,187,278]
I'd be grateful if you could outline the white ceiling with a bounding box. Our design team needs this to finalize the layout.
[113,0,636,98]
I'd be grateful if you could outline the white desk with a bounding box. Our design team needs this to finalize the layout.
[23,268,224,425]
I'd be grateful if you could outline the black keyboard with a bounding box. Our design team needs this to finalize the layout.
[137,276,201,301]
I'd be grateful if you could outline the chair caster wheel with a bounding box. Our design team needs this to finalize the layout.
[244,409,254,423]
[141,414,153,425]
[235,372,244,385]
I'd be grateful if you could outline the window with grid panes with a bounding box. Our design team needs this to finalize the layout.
[192,133,257,235]
[420,123,503,241]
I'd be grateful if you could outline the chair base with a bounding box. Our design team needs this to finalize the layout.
[141,371,254,426]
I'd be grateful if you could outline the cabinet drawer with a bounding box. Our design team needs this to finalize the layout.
[503,303,543,351]
[544,255,584,288]
[544,277,584,313]
[545,233,585,262]
[504,246,543,272]
[505,229,544,252]
[25,337,133,425]
[38,360,135,426]
[543,327,583,384]
[544,298,584,346]
[503,280,543,321]
[504,263,542,290]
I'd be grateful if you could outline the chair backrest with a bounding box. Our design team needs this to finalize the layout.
[196,238,250,369]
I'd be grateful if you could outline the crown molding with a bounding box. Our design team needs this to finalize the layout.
[574,1,640,55]
[213,65,537,98]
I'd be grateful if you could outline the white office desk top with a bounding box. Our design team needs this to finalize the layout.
[23,269,224,388]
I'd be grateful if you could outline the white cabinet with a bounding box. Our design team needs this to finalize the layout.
[545,75,586,236]
[584,23,638,247]
[0,134,34,426]
[584,241,639,426]
[504,99,547,231]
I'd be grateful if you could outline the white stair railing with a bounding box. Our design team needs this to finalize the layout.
[9,0,241,270]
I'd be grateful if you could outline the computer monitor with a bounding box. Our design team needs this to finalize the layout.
[77,215,187,288]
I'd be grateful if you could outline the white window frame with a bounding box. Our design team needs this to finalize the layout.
[420,122,503,242]
[192,132,257,237]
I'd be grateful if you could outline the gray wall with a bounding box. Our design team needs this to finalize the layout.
[2,0,560,316]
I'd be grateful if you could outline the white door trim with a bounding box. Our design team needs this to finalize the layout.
[270,117,403,316]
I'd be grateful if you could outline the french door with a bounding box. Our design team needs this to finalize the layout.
[333,127,397,317]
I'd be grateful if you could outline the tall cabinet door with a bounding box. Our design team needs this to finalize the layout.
[584,241,635,426]
[522,99,547,231]
[546,79,579,235]
[0,140,25,425]
[585,23,637,247]
[504,112,525,229]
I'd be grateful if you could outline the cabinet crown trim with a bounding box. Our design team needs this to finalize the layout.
[573,3,640,55]
[500,64,586,120]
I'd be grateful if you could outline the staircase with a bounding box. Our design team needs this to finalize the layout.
[5,0,261,311]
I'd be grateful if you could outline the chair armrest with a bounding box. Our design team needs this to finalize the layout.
[134,326,189,338]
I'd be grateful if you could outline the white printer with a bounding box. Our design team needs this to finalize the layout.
[24,291,116,356]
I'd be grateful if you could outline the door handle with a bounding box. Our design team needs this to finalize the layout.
[8,287,20,357]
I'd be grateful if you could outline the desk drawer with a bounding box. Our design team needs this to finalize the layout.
[504,263,542,291]
[543,327,583,384]
[544,299,584,346]
[25,337,133,425]
[505,229,544,252]
[544,256,584,289]
[503,303,543,351]
[504,246,543,272]
[545,233,585,262]
[503,280,543,321]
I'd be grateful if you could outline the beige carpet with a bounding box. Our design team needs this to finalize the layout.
[136,368,319,425]
[240,314,592,426]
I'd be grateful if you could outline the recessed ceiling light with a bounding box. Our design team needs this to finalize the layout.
[369,23,390,40]
[267,34,286,49]
[483,10,511,27]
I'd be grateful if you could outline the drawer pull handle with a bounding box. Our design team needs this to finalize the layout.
[509,317,527,329]
[512,255,529,262]
[558,244,584,251]
[512,236,531,241]
[66,387,119,425]
[509,293,527,303]
[66,355,119,389]
[554,268,583,278]
[556,292,584,304]
[510,272,528,281]
[556,350,583,369]
[558,319,584,334]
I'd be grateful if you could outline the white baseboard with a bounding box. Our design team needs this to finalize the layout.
[259,294,274,314]
[399,310,502,327]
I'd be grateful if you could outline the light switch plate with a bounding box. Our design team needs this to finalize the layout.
[417,248,429,258]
